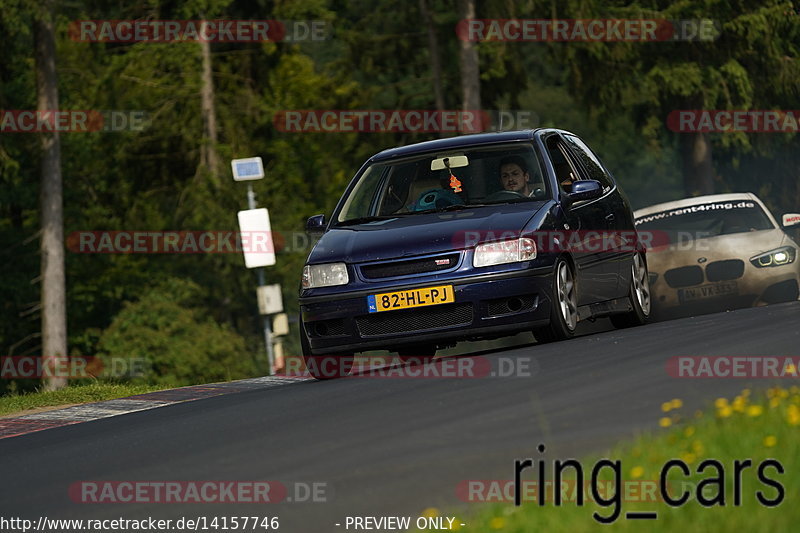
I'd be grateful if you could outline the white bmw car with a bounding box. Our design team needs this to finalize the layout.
[634,193,800,318]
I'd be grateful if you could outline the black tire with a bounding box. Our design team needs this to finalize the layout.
[300,326,353,379]
[610,252,651,329]
[533,257,578,343]
[397,345,437,366]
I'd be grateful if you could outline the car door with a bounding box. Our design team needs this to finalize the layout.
[559,133,620,305]
[544,133,613,305]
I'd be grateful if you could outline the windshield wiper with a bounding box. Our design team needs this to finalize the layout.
[335,215,395,226]
[414,203,490,215]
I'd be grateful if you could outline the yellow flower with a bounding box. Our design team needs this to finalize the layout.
[448,520,462,530]
[717,405,733,418]
[489,517,506,530]
[421,508,439,518]
[778,388,789,399]
[684,426,696,437]
[715,398,729,409]
[790,386,799,395]
[747,405,764,417]
[630,466,644,479]
[661,401,673,412]
[741,388,751,397]
[670,398,683,409]
[764,436,777,447]
[692,440,704,454]
[785,364,797,376]
[732,396,746,412]
[787,405,800,426]
[659,417,672,427]
[769,397,781,409]
[681,452,696,464]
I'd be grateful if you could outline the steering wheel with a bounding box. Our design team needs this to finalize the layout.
[485,190,527,202]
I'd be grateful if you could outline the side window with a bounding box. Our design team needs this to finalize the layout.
[562,134,614,192]
[545,134,581,193]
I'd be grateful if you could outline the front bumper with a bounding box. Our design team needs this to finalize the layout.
[649,263,800,317]
[300,267,553,355]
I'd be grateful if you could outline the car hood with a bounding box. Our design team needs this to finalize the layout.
[645,228,790,272]
[309,202,546,264]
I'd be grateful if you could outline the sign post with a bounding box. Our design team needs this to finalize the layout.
[232,157,281,374]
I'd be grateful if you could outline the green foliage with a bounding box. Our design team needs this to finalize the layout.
[97,278,257,386]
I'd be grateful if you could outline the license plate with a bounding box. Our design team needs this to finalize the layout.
[367,285,454,313]
[679,282,738,303]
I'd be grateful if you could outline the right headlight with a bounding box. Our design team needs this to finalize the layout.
[473,238,537,268]
[302,263,349,288]
[749,246,797,268]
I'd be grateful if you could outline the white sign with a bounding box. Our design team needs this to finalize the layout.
[238,208,275,268]
[257,284,283,315]
[272,313,289,336]
[231,157,264,181]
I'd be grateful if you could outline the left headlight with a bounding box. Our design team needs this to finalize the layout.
[473,238,537,268]
[302,263,349,288]
[749,246,797,268]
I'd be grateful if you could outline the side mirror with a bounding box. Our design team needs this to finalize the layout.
[306,214,326,235]
[782,213,800,229]
[568,180,603,202]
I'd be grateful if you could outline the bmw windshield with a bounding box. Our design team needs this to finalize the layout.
[635,200,774,244]
[335,144,548,225]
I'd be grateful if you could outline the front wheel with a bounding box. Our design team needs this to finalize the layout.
[610,252,651,329]
[533,258,578,343]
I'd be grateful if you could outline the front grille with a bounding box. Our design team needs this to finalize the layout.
[355,303,473,337]
[706,259,745,282]
[664,265,704,288]
[360,253,460,279]
[487,295,536,316]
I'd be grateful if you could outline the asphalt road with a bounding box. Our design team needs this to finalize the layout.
[1,302,798,532]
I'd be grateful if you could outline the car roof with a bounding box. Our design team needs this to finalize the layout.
[634,192,763,217]
[370,129,541,162]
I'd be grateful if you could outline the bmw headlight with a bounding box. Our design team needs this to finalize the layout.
[473,238,537,268]
[302,263,349,288]
[750,246,796,268]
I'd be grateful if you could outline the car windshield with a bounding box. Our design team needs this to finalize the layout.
[635,200,774,244]
[335,144,547,224]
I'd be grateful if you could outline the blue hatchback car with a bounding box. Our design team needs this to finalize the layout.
[299,129,651,378]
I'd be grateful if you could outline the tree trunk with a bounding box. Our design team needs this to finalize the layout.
[679,131,715,196]
[199,21,220,181]
[419,0,444,113]
[34,0,67,391]
[457,0,482,131]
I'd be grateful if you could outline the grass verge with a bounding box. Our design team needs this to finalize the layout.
[434,386,799,531]
[0,382,171,418]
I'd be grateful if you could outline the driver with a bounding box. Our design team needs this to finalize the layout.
[499,156,532,197]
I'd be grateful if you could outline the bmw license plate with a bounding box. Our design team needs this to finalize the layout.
[679,282,738,303]
[367,285,454,313]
